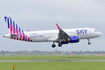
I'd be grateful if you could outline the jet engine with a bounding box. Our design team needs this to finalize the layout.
[61,36,79,44]
[70,36,79,43]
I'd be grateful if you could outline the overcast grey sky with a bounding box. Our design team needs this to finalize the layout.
[0,0,105,51]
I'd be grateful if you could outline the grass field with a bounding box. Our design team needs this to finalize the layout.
[0,62,105,70]
[1,55,105,70]
[0,55,105,60]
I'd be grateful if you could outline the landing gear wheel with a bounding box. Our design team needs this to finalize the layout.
[88,42,91,45]
[52,44,56,48]
[87,39,91,45]
[58,43,62,47]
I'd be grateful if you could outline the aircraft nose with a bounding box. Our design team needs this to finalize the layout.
[3,35,5,37]
[98,32,102,36]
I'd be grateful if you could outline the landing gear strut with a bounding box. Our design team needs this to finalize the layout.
[87,39,91,45]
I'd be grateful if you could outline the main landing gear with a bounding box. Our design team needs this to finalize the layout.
[52,42,56,48]
[58,43,62,47]
[52,42,62,48]
[52,44,56,48]
[87,39,91,45]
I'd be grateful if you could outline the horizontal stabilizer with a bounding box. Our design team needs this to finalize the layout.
[3,34,19,38]
[10,34,19,37]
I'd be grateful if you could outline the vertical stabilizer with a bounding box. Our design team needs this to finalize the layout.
[4,16,32,42]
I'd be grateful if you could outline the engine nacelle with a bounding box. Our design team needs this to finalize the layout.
[70,36,79,43]
[61,36,79,44]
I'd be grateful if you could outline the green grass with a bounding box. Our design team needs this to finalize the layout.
[0,62,105,70]
[0,55,105,60]
[1,55,105,70]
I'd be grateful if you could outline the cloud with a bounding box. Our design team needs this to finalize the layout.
[94,0,105,3]
[0,0,104,51]
[0,0,105,24]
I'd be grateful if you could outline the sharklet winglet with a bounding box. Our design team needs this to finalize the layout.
[56,23,61,30]
[27,29,30,32]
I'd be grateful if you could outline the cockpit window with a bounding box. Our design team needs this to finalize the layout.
[94,30,97,32]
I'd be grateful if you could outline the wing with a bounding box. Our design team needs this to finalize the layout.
[56,23,70,42]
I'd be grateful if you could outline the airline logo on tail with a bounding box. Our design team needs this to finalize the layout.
[4,17,32,42]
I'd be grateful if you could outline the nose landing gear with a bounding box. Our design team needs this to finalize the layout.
[87,39,91,45]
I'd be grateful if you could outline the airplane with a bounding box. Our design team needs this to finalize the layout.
[3,16,102,48]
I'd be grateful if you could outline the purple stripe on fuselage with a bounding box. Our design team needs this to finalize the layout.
[30,39,32,42]
[19,27,21,40]
[10,23,12,34]
[9,17,13,34]
[7,18,10,28]
[22,30,25,41]
[13,21,15,34]
[24,33,25,40]
[16,24,19,40]
[28,37,30,41]
[25,35,27,41]
[9,17,12,32]
[16,24,18,35]
[4,17,7,22]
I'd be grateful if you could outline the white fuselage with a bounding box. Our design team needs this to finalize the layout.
[3,16,102,47]
[4,27,101,48]
[23,28,101,42]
